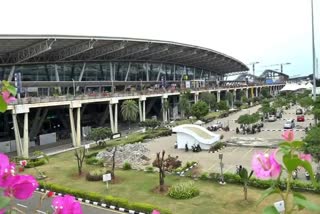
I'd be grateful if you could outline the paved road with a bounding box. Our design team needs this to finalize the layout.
[14,191,122,214]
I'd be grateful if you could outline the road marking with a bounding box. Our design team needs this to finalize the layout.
[36,210,47,214]
[80,202,124,213]
[225,148,254,172]
[17,203,27,208]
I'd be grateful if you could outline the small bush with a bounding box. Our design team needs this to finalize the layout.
[144,166,155,173]
[86,169,106,181]
[24,159,46,168]
[85,157,102,166]
[85,152,99,159]
[209,142,225,153]
[123,162,132,170]
[168,181,200,199]
[199,172,210,180]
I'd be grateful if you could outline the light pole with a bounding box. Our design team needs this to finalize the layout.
[311,0,316,102]
[219,153,226,185]
[72,79,75,97]
[248,62,259,76]
[280,62,291,73]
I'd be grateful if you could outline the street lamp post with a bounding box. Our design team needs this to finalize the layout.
[280,63,291,73]
[311,0,316,102]
[249,62,259,76]
[219,153,226,185]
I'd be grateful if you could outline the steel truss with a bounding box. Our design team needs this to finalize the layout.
[85,42,126,60]
[112,43,149,60]
[53,39,96,61]
[135,45,169,59]
[8,39,56,63]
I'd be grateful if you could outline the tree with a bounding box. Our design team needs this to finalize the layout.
[191,101,209,119]
[238,167,253,200]
[179,94,191,119]
[298,96,313,112]
[74,147,86,176]
[199,92,216,110]
[225,91,234,108]
[152,151,181,192]
[87,127,112,146]
[241,95,248,104]
[217,100,229,111]
[153,150,166,192]
[121,99,139,130]
[111,146,117,180]
[261,87,270,98]
[303,126,320,177]
[261,100,275,117]
[237,113,260,125]
[234,100,242,108]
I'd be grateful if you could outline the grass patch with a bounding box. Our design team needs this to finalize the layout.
[26,151,320,214]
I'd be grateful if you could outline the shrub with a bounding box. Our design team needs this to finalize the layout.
[38,181,172,213]
[85,152,99,159]
[209,142,225,153]
[85,157,102,166]
[24,159,46,168]
[199,172,210,180]
[123,162,132,170]
[144,166,155,173]
[168,181,200,199]
[86,169,106,181]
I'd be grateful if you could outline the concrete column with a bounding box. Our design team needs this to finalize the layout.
[217,91,221,103]
[162,98,167,123]
[23,113,29,158]
[76,107,81,147]
[109,104,114,133]
[139,101,142,122]
[69,108,76,147]
[114,103,118,133]
[8,65,15,81]
[12,114,22,156]
[142,100,146,121]
[245,88,249,98]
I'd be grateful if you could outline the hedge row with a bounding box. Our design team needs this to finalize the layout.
[38,181,172,214]
[24,159,47,168]
[200,172,320,194]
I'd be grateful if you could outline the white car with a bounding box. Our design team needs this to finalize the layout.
[268,115,277,122]
[284,119,295,129]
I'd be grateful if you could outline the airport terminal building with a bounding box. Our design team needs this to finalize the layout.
[0,35,284,157]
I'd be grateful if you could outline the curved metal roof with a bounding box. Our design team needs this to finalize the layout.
[0,35,249,75]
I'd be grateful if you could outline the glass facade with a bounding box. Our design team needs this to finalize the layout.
[0,61,218,82]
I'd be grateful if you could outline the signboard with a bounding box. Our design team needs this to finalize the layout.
[103,173,112,182]
[274,200,285,213]
[84,144,90,149]
[112,133,121,139]
[185,81,191,89]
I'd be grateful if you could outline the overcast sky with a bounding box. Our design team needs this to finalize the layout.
[0,0,319,77]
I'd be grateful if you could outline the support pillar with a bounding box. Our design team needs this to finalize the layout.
[109,103,114,133]
[23,113,29,158]
[139,101,143,122]
[114,103,118,133]
[217,91,221,103]
[54,64,62,94]
[12,114,22,156]
[69,108,76,147]
[8,65,15,81]
[142,100,146,121]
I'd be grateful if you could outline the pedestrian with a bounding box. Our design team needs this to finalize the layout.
[185,144,189,152]
[236,127,240,134]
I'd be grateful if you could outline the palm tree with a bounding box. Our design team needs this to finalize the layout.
[121,100,139,132]
[179,95,190,119]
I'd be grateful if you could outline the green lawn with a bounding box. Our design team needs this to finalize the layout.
[27,151,320,214]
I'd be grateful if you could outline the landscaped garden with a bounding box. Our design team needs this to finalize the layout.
[23,143,320,214]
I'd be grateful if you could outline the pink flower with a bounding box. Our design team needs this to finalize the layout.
[4,175,38,200]
[152,210,161,214]
[19,160,27,167]
[282,129,294,142]
[1,91,16,104]
[52,195,83,214]
[252,150,281,180]
[0,153,16,188]
[299,153,312,162]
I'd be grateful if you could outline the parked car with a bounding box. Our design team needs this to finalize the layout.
[296,109,303,115]
[276,111,282,118]
[268,115,277,122]
[297,115,305,122]
[284,119,295,129]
